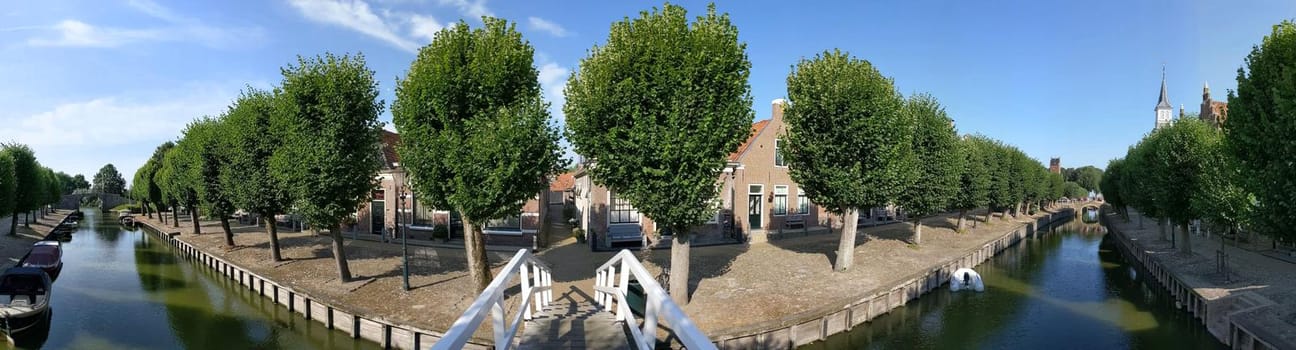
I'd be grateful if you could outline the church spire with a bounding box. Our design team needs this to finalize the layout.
[1157,65,1172,110]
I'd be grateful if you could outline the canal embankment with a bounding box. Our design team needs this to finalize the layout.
[692,206,1075,349]
[1103,209,1296,350]
[0,210,71,268]
[131,214,509,349]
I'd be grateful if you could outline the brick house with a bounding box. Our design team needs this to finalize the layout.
[573,99,908,247]
[353,130,547,246]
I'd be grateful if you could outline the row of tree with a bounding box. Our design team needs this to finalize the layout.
[131,53,386,282]
[1102,20,1296,250]
[563,4,1072,303]
[0,143,83,235]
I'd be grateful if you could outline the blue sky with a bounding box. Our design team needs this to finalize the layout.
[2,0,1293,182]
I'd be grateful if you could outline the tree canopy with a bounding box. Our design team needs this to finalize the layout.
[223,88,294,260]
[565,3,753,302]
[950,135,992,230]
[897,93,959,244]
[394,18,564,292]
[93,163,127,195]
[1224,20,1296,242]
[270,53,384,282]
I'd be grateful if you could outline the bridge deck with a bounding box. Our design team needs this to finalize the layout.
[519,300,631,349]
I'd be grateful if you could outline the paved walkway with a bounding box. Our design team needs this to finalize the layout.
[1111,210,1296,348]
[520,301,630,349]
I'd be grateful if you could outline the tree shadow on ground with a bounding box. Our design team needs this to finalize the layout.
[641,241,749,301]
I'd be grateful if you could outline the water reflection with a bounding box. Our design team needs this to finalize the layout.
[804,219,1224,349]
[2,209,382,350]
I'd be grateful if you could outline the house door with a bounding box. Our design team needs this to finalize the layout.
[370,200,385,235]
[748,184,763,230]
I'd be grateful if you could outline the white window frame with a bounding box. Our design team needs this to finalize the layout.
[748,184,764,230]
[772,185,789,216]
[774,138,786,167]
[607,191,641,227]
[798,190,810,214]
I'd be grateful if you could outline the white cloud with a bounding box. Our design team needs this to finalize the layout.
[27,20,163,47]
[26,1,263,49]
[527,17,568,37]
[0,87,234,149]
[406,14,443,44]
[438,0,492,20]
[537,61,569,126]
[288,0,421,52]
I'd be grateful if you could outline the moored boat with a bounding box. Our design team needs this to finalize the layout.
[0,268,51,335]
[19,242,62,282]
[950,268,985,292]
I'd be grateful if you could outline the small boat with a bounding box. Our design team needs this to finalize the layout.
[60,220,78,228]
[0,267,52,335]
[950,268,985,292]
[118,211,136,226]
[19,242,62,282]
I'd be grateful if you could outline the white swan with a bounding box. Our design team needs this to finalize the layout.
[950,268,985,292]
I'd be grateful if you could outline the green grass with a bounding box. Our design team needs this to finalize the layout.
[110,203,142,213]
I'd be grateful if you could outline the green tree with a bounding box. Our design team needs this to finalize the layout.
[1062,181,1087,200]
[1147,118,1216,254]
[130,162,153,214]
[1072,166,1103,192]
[782,49,912,271]
[393,18,564,293]
[271,53,384,282]
[42,168,60,216]
[1190,128,1252,249]
[54,171,76,195]
[2,144,40,232]
[70,174,90,191]
[951,136,992,231]
[565,3,753,302]
[146,142,176,221]
[1047,171,1065,208]
[984,141,1015,221]
[1101,158,1127,219]
[159,140,200,233]
[224,88,295,261]
[897,93,959,245]
[0,154,13,225]
[181,117,238,246]
[1224,20,1296,243]
[1123,138,1167,235]
[93,163,127,195]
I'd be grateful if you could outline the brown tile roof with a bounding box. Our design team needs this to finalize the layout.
[728,119,769,162]
[380,129,400,168]
[550,171,576,191]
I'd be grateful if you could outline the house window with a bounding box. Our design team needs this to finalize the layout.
[609,192,640,224]
[798,191,809,214]
[410,196,438,227]
[486,215,522,231]
[773,186,788,216]
[774,139,786,167]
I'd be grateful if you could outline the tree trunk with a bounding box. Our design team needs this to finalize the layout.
[1001,209,1010,221]
[1179,223,1192,254]
[266,216,283,261]
[984,206,993,223]
[912,219,923,245]
[1137,212,1143,229]
[462,215,492,293]
[190,206,201,235]
[835,209,859,272]
[956,209,967,232]
[221,216,234,247]
[670,230,691,305]
[172,206,180,228]
[145,202,153,219]
[8,213,16,236]
[331,224,353,282]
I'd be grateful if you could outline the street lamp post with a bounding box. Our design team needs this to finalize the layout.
[399,190,410,291]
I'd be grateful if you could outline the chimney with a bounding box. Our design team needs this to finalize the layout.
[772,98,787,122]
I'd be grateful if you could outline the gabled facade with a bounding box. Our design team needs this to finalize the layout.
[353,130,547,246]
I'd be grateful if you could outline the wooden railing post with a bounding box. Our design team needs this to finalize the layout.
[543,268,553,306]
[617,262,631,321]
[596,270,606,307]
[642,290,660,349]
[491,293,507,349]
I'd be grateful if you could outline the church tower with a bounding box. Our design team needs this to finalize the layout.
[1155,66,1173,130]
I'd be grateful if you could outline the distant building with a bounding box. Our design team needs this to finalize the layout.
[1049,158,1061,174]
[1199,81,1229,128]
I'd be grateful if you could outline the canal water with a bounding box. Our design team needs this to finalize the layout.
[805,215,1225,349]
[6,209,381,350]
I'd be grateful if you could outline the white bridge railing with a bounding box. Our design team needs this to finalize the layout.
[593,249,716,350]
[431,249,553,350]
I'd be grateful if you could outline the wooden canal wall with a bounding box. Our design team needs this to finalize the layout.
[135,220,491,350]
[712,208,1076,349]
